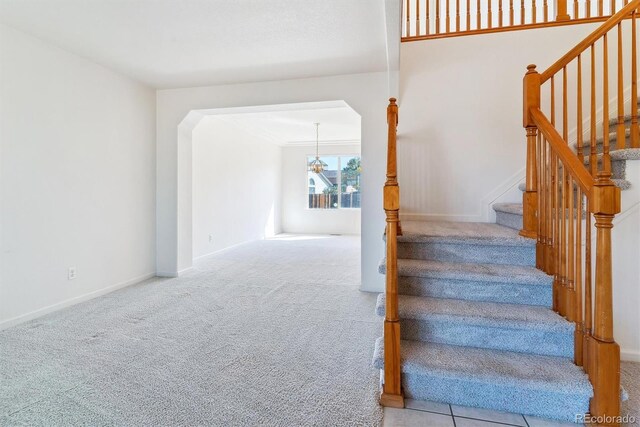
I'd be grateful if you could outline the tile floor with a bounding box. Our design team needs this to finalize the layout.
[384,400,584,426]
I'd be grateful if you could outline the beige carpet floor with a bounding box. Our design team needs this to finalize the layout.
[622,361,640,425]
[0,235,383,426]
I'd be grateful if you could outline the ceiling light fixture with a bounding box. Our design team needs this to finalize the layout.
[308,122,324,173]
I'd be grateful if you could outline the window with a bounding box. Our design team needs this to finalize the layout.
[307,156,361,209]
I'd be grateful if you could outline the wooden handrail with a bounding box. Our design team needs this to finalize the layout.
[380,98,404,409]
[540,0,640,82]
[530,108,595,193]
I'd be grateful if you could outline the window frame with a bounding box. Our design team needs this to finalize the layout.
[305,154,361,210]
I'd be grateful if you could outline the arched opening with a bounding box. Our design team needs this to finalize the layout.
[166,100,364,273]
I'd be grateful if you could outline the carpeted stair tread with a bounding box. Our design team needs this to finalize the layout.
[375,294,572,333]
[608,110,640,127]
[492,203,523,216]
[493,203,524,230]
[379,258,550,286]
[613,178,632,190]
[583,147,640,162]
[398,221,534,247]
[577,127,633,149]
[372,337,592,397]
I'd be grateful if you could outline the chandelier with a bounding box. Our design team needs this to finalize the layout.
[309,122,323,173]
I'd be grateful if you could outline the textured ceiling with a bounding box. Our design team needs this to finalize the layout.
[0,0,389,88]
[204,105,361,146]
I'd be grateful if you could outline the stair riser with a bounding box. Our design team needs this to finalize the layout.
[608,113,639,128]
[402,374,590,423]
[583,158,626,178]
[398,276,552,306]
[494,211,522,231]
[398,242,535,266]
[581,133,636,154]
[400,319,574,358]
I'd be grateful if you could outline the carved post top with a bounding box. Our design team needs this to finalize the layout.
[523,66,541,128]
[388,98,398,126]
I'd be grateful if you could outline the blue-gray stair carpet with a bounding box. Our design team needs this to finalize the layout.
[0,236,383,427]
[374,220,593,423]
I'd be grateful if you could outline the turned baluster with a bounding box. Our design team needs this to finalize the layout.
[406,0,411,36]
[417,0,421,36]
[537,132,544,269]
[615,22,626,150]
[574,186,584,365]
[510,0,515,24]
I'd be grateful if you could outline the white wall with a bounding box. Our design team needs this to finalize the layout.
[192,116,281,259]
[612,160,640,362]
[0,25,156,327]
[156,72,389,292]
[282,144,361,235]
[398,22,610,221]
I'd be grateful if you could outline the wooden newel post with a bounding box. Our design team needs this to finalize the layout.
[521,65,540,242]
[589,183,621,424]
[380,98,404,409]
[555,0,570,20]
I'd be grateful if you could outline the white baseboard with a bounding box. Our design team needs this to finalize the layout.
[480,168,526,223]
[400,213,483,222]
[178,267,193,275]
[0,272,156,331]
[192,239,256,263]
[399,168,525,224]
[621,349,640,362]
[156,271,179,278]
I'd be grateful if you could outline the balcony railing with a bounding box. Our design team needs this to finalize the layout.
[403,0,634,40]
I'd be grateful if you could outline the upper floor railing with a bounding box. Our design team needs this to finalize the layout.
[403,0,635,40]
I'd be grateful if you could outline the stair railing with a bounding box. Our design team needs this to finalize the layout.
[381,98,405,408]
[522,2,638,422]
[403,0,634,40]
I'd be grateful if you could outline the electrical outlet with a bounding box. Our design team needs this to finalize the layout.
[208,234,213,243]
[68,267,77,280]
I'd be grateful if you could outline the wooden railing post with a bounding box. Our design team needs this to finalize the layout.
[380,98,404,409]
[556,0,571,20]
[522,65,540,241]
[589,181,621,424]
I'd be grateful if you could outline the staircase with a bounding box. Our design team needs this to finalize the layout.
[376,1,639,423]
[373,220,592,422]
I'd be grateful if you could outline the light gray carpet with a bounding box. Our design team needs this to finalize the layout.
[0,235,383,427]
[621,361,640,426]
